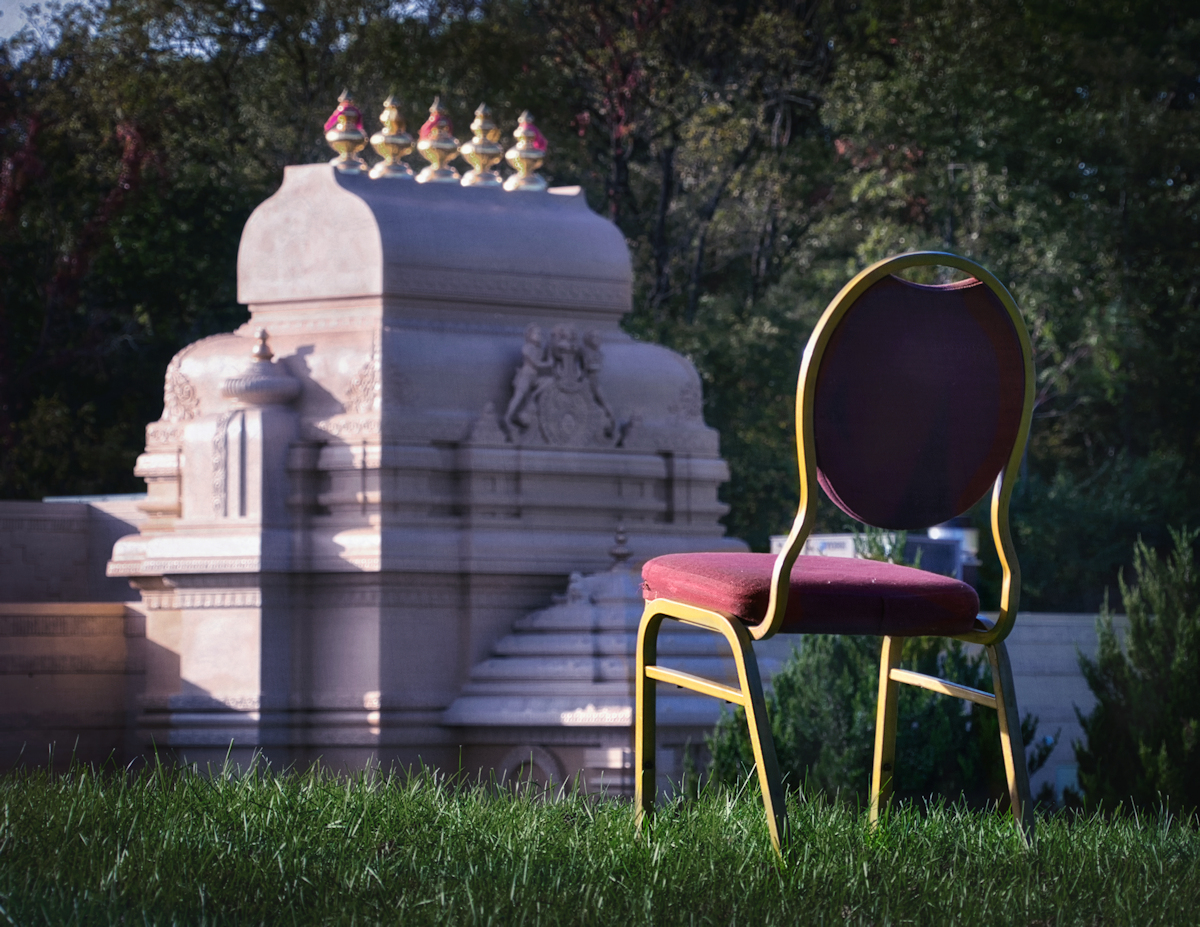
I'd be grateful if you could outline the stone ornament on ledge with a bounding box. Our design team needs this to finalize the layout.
[459,103,504,188]
[368,96,414,180]
[503,111,548,193]
[220,329,300,407]
[415,97,461,184]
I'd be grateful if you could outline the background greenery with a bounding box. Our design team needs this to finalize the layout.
[706,633,1057,808]
[1074,526,1200,813]
[2,0,1198,605]
[705,530,1057,808]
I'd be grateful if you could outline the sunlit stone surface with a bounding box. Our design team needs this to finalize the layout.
[106,164,745,773]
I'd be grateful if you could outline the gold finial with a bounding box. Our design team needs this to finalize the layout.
[415,97,461,183]
[369,95,415,179]
[460,103,504,187]
[252,328,274,362]
[324,90,368,174]
[503,111,548,192]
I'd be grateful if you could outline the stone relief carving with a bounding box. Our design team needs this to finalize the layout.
[466,402,509,445]
[305,417,382,440]
[212,410,240,517]
[146,421,183,448]
[118,557,262,575]
[148,333,241,448]
[344,334,379,414]
[393,265,628,313]
[168,694,264,712]
[142,589,263,611]
[580,330,617,429]
[163,356,200,422]
[503,324,622,447]
[504,324,549,432]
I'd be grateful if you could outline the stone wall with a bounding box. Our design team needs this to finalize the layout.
[0,603,144,768]
[0,497,147,767]
[0,498,145,603]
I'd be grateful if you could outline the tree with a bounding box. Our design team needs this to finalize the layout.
[3,0,1200,615]
[1075,527,1200,813]
[695,0,1200,605]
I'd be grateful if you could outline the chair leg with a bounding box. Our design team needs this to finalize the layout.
[987,641,1035,844]
[634,611,665,830]
[727,622,789,855]
[870,635,903,827]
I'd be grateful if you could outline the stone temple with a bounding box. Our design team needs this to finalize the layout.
[98,162,755,787]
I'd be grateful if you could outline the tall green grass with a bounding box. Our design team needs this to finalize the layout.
[1,759,1197,925]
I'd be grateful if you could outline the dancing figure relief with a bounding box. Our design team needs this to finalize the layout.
[504,324,618,446]
[504,324,552,432]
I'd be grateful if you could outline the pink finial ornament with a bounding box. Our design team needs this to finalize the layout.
[325,94,365,134]
[324,90,368,174]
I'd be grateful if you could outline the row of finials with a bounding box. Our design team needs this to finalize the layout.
[325,92,549,192]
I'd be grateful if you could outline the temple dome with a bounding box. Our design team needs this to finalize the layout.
[237,165,632,322]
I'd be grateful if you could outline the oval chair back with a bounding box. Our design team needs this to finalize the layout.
[814,275,1027,529]
[764,252,1035,644]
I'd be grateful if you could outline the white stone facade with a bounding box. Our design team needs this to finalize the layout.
[101,165,743,773]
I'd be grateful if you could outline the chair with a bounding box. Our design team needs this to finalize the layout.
[634,251,1036,855]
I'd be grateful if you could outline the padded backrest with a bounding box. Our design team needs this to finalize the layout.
[813,274,1027,530]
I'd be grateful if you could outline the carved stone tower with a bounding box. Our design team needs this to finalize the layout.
[109,165,743,770]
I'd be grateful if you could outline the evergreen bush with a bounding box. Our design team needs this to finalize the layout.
[707,635,1052,806]
[1075,527,1200,813]
[707,530,1054,806]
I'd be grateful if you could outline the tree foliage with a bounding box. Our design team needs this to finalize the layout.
[1075,527,1200,813]
[2,0,1199,609]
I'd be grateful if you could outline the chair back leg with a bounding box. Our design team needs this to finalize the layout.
[987,641,1035,844]
[869,635,904,826]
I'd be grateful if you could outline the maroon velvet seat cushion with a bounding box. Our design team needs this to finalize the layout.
[642,552,980,637]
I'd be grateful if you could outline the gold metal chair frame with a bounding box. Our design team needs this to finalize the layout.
[634,252,1037,856]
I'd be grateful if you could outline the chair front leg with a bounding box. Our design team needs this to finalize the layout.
[726,620,789,854]
[634,610,666,829]
[870,635,903,826]
[987,641,1035,844]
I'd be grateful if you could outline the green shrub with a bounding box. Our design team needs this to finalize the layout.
[707,529,1054,806]
[707,635,1051,806]
[1075,527,1200,813]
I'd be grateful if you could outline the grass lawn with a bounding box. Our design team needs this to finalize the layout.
[0,761,1197,925]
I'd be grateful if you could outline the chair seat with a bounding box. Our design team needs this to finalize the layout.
[642,552,981,637]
